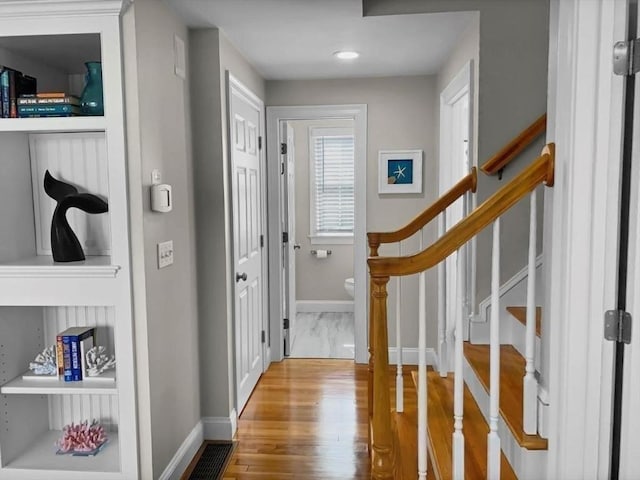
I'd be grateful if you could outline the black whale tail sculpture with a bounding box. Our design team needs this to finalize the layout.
[44,170,108,263]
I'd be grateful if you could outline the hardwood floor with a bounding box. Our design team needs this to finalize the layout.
[222,359,371,479]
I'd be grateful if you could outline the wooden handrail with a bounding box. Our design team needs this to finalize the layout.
[368,167,477,256]
[481,114,547,175]
[369,143,554,277]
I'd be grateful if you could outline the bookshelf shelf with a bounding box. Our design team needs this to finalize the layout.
[4,430,120,478]
[0,116,106,133]
[1,371,117,395]
[0,255,119,278]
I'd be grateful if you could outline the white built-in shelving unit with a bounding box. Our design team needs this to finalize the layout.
[0,2,137,479]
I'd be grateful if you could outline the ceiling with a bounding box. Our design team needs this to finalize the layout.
[162,0,476,80]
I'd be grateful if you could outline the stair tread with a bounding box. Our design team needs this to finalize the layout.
[411,370,518,480]
[506,306,542,337]
[464,342,548,450]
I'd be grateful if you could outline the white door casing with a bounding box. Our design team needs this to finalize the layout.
[545,0,625,476]
[267,105,368,363]
[439,61,474,363]
[229,74,265,413]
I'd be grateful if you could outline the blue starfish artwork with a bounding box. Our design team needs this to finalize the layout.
[387,159,413,185]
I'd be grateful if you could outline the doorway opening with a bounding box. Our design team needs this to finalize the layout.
[281,118,356,359]
[266,105,368,364]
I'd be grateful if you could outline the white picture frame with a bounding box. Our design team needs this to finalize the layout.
[378,149,423,194]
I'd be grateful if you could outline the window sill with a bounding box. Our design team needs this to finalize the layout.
[308,235,354,245]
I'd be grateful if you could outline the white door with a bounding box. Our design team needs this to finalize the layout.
[281,122,297,355]
[229,76,264,413]
[440,64,472,356]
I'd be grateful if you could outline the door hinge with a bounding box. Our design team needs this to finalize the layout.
[260,234,264,248]
[280,142,287,155]
[261,330,266,343]
[613,39,640,76]
[258,136,263,150]
[605,310,632,344]
[282,231,289,244]
[283,318,289,329]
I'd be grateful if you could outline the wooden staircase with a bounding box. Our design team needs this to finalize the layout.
[366,123,553,479]
[410,370,517,479]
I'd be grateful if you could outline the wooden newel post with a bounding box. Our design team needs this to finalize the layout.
[367,237,380,457]
[370,275,396,480]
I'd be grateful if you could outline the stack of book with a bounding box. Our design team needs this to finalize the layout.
[55,326,95,382]
[0,66,37,118]
[18,93,81,118]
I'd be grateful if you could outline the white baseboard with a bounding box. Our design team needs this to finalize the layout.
[388,347,437,366]
[296,300,354,312]
[202,408,237,441]
[158,420,203,480]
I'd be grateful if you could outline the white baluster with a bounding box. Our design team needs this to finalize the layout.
[487,219,501,479]
[438,213,447,376]
[523,189,538,434]
[396,242,403,413]
[418,228,428,479]
[418,269,428,479]
[453,246,465,480]
[468,189,477,320]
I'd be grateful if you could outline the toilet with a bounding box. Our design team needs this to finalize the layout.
[344,277,355,298]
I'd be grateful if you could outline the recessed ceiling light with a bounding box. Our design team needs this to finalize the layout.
[334,50,359,60]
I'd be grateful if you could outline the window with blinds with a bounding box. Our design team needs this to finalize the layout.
[309,127,355,239]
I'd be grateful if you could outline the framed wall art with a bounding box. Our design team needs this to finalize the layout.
[378,149,423,194]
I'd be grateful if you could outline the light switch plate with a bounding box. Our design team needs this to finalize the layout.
[158,240,174,269]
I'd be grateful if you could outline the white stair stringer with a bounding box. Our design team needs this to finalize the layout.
[462,357,547,480]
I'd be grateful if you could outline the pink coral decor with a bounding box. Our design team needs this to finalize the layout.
[56,420,108,455]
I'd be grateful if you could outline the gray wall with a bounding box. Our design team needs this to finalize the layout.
[190,28,266,423]
[122,1,200,477]
[268,76,439,348]
[290,119,354,302]
[365,0,549,306]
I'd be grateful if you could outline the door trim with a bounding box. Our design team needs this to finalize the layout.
[226,72,269,416]
[266,104,368,364]
[544,0,625,476]
[439,61,475,347]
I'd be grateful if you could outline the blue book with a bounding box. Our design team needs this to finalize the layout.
[59,327,95,382]
[18,103,81,116]
[0,69,9,118]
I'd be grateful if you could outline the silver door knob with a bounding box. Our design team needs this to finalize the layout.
[236,272,247,282]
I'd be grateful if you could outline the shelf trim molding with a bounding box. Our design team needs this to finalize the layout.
[0,259,120,278]
[0,0,126,18]
[1,370,117,395]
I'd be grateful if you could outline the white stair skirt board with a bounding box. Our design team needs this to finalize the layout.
[473,255,543,323]
[203,409,238,441]
[388,347,437,367]
[462,357,547,480]
[296,301,354,313]
[159,421,204,480]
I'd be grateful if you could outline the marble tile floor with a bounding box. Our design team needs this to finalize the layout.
[290,312,355,359]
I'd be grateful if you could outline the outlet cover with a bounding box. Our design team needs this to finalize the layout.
[158,240,174,269]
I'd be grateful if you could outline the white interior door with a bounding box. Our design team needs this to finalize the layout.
[285,123,297,351]
[281,121,297,355]
[440,68,472,352]
[230,75,264,413]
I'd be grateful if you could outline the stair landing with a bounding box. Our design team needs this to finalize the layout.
[464,342,548,450]
[411,370,517,479]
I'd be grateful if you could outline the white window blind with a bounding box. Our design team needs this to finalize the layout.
[310,128,355,238]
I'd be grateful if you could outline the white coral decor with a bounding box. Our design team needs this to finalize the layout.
[28,345,57,375]
[85,345,116,376]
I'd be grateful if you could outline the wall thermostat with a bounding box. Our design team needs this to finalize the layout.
[151,183,172,212]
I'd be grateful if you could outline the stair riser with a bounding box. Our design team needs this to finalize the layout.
[463,357,547,480]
